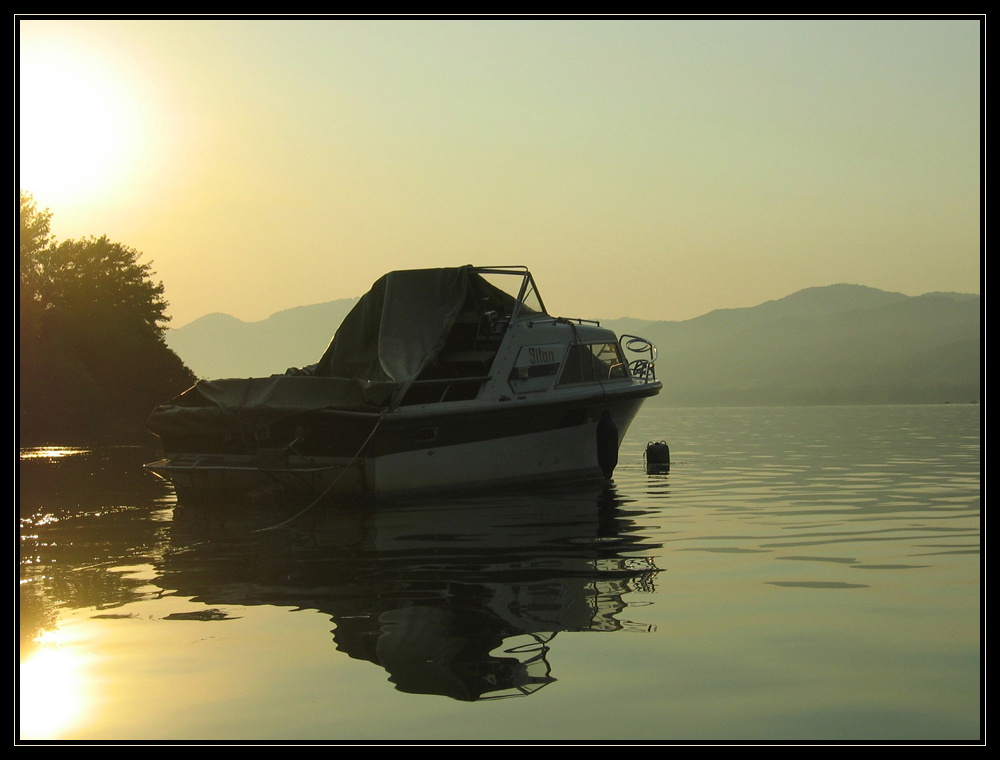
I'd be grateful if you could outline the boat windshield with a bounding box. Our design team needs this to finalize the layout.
[475,267,546,322]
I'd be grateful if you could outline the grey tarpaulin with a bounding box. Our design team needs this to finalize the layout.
[147,267,513,438]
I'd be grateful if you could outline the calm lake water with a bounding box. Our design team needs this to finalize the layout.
[18,405,981,742]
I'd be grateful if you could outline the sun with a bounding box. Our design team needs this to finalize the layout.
[18,35,148,209]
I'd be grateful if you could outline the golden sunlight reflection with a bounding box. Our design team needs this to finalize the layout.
[19,41,147,208]
[19,447,92,460]
[19,638,90,740]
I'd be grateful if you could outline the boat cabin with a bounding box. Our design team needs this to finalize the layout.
[389,266,646,407]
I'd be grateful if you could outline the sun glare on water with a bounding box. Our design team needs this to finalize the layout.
[19,638,90,740]
[19,39,149,210]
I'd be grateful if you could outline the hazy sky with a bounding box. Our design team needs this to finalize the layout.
[18,18,981,328]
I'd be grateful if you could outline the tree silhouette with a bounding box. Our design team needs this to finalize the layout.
[19,191,196,444]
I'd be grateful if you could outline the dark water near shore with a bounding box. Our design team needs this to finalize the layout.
[19,405,981,742]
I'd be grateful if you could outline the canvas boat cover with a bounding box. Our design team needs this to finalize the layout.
[147,266,518,438]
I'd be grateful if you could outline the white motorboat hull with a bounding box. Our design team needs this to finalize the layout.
[148,388,653,500]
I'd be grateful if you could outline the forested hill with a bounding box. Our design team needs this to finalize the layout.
[167,283,980,406]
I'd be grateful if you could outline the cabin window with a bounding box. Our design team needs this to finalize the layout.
[557,343,627,386]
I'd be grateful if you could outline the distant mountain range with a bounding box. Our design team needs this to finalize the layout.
[165,284,981,406]
[167,298,360,380]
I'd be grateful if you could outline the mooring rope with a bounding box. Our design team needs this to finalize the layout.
[254,408,387,532]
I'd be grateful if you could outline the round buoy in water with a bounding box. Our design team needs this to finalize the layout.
[645,440,670,472]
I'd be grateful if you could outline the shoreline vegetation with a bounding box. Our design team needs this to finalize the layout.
[18,191,196,447]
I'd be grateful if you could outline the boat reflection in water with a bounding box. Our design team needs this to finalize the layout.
[161,483,661,702]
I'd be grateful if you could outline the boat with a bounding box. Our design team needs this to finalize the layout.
[146,266,661,499]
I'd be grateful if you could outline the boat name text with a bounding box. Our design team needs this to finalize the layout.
[528,347,556,365]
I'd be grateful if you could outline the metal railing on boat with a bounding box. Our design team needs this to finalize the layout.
[618,334,658,383]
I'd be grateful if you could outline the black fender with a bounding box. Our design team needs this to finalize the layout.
[596,411,619,479]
